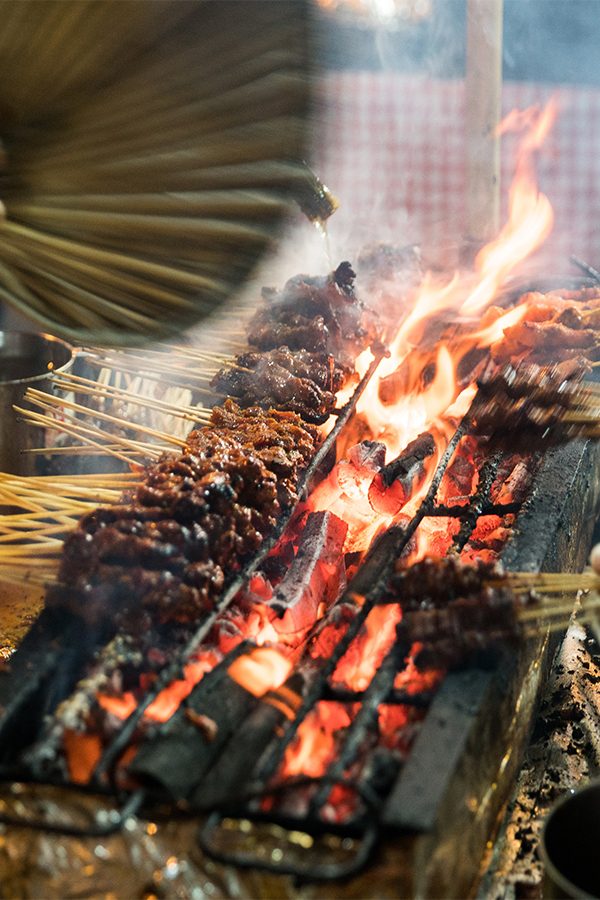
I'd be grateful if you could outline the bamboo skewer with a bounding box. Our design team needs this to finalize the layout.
[23,444,157,457]
[14,405,151,465]
[83,352,220,385]
[24,388,191,447]
[66,373,218,402]
[49,371,206,422]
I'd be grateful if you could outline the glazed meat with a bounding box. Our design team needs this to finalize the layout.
[472,364,592,448]
[248,262,381,364]
[390,556,535,671]
[248,312,330,353]
[49,401,320,626]
[211,359,337,424]
[235,348,353,393]
[390,555,502,609]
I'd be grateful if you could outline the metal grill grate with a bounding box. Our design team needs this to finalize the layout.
[0,348,592,891]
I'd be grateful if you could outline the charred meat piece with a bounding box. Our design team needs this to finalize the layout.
[269,510,348,629]
[49,401,319,626]
[211,359,336,424]
[235,347,353,393]
[390,555,502,609]
[443,436,481,503]
[248,263,381,364]
[472,365,595,448]
[248,312,330,353]
[389,556,536,671]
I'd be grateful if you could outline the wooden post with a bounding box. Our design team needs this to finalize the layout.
[464,0,504,252]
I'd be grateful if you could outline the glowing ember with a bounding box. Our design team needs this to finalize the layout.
[228,647,293,697]
[98,652,219,724]
[281,702,352,779]
[63,730,103,785]
[332,604,402,692]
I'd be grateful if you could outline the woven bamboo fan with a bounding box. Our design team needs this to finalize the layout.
[0,0,310,345]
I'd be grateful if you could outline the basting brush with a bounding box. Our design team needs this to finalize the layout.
[0,0,312,346]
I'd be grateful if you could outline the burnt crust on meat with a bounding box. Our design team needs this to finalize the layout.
[248,262,381,365]
[48,401,320,626]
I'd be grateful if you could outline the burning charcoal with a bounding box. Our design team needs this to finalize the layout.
[467,515,515,553]
[336,440,387,498]
[368,432,435,516]
[442,436,480,503]
[308,595,361,662]
[269,511,348,631]
[191,673,304,811]
[492,459,533,506]
[129,663,259,803]
[348,440,387,471]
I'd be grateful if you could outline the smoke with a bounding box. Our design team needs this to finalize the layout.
[204,0,600,328]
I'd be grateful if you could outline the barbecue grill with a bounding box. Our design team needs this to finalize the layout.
[0,3,600,898]
[0,272,598,896]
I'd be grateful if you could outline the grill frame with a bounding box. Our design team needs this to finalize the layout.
[0,280,597,896]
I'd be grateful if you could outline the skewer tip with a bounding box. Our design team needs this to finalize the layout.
[590,543,600,575]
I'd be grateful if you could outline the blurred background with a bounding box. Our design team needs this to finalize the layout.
[295,0,600,275]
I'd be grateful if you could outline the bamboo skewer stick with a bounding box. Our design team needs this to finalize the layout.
[22,444,153,457]
[24,388,190,448]
[52,371,217,403]
[86,353,220,377]
[505,572,600,592]
[13,405,150,465]
[50,371,205,421]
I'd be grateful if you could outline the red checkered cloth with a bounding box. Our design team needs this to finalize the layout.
[313,72,600,273]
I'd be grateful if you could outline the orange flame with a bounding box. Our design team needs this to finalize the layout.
[461,99,557,315]
[281,702,352,779]
[356,100,556,460]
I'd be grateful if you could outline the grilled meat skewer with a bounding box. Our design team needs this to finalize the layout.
[472,364,600,448]
[50,401,319,627]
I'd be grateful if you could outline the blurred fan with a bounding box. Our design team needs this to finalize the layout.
[0,0,310,345]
